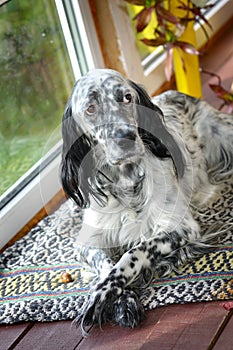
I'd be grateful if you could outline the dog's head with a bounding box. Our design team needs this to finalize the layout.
[61,69,185,207]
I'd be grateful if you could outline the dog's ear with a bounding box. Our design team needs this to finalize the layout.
[128,80,185,178]
[61,98,95,208]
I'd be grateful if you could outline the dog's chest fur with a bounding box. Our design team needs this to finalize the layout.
[78,151,198,249]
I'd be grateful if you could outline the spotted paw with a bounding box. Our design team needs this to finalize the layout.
[75,284,123,335]
[113,290,145,328]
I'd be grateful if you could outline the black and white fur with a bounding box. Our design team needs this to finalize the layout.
[61,69,233,335]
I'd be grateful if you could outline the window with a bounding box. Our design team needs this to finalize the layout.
[0,0,74,200]
[0,0,100,248]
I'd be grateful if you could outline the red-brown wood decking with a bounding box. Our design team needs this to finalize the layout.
[0,302,232,350]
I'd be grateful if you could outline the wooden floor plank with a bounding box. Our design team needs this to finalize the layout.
[0,323,32,350]
[169,303,229,350]
[212,311,233,350]
[11,321,84,350]
[76,302,228,350]
[142,303,228,350]
[75,307,166,350]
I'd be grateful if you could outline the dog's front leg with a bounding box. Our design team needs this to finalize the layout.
[76,225,204,335]
[75,241,150,334]
[77,229,193,334]
[77,245,114,280]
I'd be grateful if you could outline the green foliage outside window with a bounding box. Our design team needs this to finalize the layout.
[0,0,74,195]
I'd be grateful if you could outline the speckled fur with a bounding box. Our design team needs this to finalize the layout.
[60,69,233,335]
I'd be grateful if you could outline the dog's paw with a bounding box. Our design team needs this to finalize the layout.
[75,283,123,335]
[113,290,145,328]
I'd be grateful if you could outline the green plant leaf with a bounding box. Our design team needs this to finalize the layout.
[164,28,176,43]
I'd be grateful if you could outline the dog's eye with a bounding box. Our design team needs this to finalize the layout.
[86,104,96,115]
[123,93,132,104]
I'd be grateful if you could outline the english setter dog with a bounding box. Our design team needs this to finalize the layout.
[61,69,233,335]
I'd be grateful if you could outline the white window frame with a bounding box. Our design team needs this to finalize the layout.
[0,0,103,249]
[0,0,232,249]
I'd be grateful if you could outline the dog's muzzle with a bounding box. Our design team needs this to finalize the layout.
[105,125,144,165]
[112,127,136,151]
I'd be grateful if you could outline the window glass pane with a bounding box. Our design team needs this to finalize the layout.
[0,0,74,196]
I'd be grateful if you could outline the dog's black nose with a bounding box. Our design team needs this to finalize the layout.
[114,129,136,150]
[114,128,136,141]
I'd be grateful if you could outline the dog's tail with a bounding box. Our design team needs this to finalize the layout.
[194,101,233,183]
